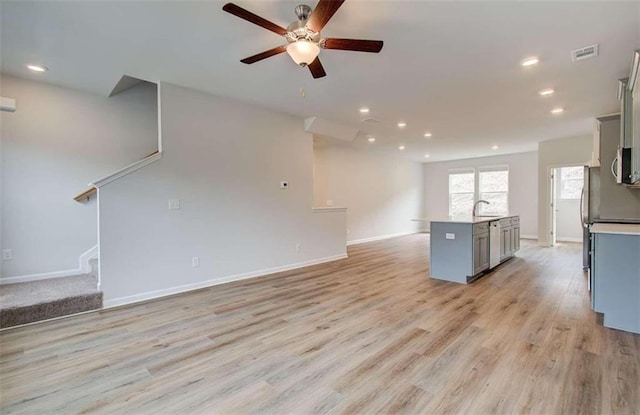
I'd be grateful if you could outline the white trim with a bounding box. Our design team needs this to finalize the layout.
[520,234,538,240]
[96,191,102,290]
[157,82,163,153]
[0,269,82,285]
[0,245,99,285]
[312,207,347,213]
[91,152,162,188]
[478,164,509,173]
[103,253,348,308]
[79,245,99,274]
[347,231,417,246]
[555,237,583,243]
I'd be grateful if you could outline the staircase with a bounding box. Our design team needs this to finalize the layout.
[0,273,103,329]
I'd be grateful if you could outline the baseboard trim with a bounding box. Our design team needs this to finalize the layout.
[103,253,348,309]
[555,237,582,243]
[0,245,99,285]
[520,234,538,240]
[0,268,83,285]
[347,231,418,246]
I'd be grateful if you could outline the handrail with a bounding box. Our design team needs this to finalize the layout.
[74,186,97,202]
[90,150,161,188]
[73,150,161,202]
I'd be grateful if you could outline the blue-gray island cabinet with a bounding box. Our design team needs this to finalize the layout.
[590,223,640,334]
[430,216,520,284]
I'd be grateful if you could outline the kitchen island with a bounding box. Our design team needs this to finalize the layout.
[590,223,640,334]
[430,215,520,284]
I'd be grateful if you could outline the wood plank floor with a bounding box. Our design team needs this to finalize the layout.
[1,235,639,414]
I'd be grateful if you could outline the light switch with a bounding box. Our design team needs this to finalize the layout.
[168,199,180,210]
[445,233,455,240]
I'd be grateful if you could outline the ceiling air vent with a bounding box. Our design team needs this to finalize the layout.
[571,44,599,62]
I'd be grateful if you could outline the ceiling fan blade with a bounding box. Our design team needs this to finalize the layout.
[240,46,287,64]
[323,38,384,53]
[307,0,345,33]
[308,57,327,79]
[222,3,288,36]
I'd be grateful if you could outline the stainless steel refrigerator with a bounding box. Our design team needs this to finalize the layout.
[581,116,640,270]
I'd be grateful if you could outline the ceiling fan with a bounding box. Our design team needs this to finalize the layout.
[222,0,384,79]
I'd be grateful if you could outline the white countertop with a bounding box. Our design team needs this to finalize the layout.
[429,215,518,224]
[591,223,640,235]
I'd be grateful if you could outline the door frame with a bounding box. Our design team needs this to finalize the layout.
[548,163,585,247]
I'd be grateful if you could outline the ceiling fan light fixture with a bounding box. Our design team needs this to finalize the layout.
[286,39,320,67]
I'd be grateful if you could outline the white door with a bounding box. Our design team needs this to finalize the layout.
[550,169,557,246]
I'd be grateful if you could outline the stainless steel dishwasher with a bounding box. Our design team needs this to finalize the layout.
[489,220,501,269]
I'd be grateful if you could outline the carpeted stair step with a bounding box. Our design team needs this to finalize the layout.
[0,275,103,329]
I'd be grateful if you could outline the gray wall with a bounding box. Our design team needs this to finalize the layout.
[0,75,158,278]
[423,151,538,238]
[313,142,423,243]
[99,82,346,306]
[537,135,593,246]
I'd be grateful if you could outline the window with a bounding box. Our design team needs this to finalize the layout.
[449,170,475,217]
[448,166,509,216]
[478,168,509,216]
[559,166,584,199]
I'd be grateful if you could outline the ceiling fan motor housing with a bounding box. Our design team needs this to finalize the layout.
[284,20,320,43]
[295,4,312,20]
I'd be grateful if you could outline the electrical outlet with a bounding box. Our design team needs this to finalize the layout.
[168,199,181,210]
[446,233,455,240]
[192,257,200,267]
[326,200,334,206]
[296,243,301,253]
[2,249,13,261]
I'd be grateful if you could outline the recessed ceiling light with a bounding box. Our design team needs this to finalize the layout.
[367,137,376,143]
[424,132,432,138]
[424,154,430,158]
[492,145,499,150]
[521,57,539,67]
[397,122,407,128]
[551,107,564,114]
[359,107,370,114]
[398,145,405,150]
[539,88,554,96]
[27,64,47,72]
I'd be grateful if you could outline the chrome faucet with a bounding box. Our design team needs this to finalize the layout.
[472,200,490,216]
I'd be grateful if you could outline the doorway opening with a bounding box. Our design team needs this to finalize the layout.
[550,166,585,246]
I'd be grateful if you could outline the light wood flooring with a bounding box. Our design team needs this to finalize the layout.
[1,235,639,414]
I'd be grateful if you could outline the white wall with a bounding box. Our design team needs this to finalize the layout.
[422,151,538,238]
[538,135,592,245]
[313,142,423,243]
[99,82,346,306]
[0,75,158,279]
[553,169,583,241]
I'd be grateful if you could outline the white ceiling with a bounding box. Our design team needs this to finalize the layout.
[2,1,639,162]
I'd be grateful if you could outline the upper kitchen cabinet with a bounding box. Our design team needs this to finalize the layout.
[630,50,640,187]
[616,50,640,186]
